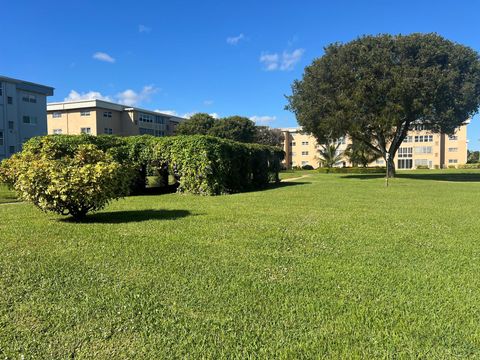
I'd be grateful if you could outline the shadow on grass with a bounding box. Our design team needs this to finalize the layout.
[61,209,192,224]
[241,181,311,193]
[341,172,480,182]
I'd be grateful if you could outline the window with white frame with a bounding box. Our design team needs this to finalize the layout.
[414,135,433,142]
[398,159,413,169]
[80,127,91,134]
[22,94,37,103]
[301,151,309,156]
[398,147,413,158]
[80,111,90,116]
[414,159,429,167]
[139,113,154,123]
[414,146,432,154]
[52,112,62,118]
[104,128,113,135]
[449,159,458,164]
[448,135,458,141]
[22,115,37,125]
[376,159,385,165]
[403,136,413,143]
[53,129,63,135]
[448,147,458,152]
[301,141,309,146]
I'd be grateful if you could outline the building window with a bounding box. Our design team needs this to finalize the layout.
[22,94,36,103]
[104,128,113,135]
[103,111,112,118]
[80,111,90,116]
[398,159,413,169]
[403,136,413,143]
[301,141,309,146]
[290,142,296,147]
[7,96,13,104]
[376,159,385,165]
[155,115,167,124]
[139,127,155,135]
[448,135,458,141]
[9,146,15,154]
[0,85,2,96]
[0,131,3,146]
[154,130,165,137]
[139,113,154,123]
[414,159,429,167]
[398,147,413,158]
[301,151,309,156]
[414,135,433,143]
[449,159,458,164]
[8,121,14,130]
[301,161,309,165]
[414,146,432,154]
[80,127,91,134]
[448,147,458,152]
[22,116,37,125]
[53,129,63,135]
[52,112,62,118]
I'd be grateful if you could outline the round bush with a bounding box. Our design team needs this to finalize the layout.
[0,142,134,220]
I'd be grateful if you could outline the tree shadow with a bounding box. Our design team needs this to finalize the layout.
[60,209,193,224]
[341,172,480,182]
[240,181,311,193]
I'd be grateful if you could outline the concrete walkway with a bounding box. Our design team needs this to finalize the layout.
[281,174,311,182]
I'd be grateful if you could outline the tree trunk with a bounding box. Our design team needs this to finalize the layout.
[386,155,396,178]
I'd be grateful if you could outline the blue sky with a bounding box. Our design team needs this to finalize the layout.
[2,0,480,149]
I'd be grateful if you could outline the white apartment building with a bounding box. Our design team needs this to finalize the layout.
[0,75,54,160]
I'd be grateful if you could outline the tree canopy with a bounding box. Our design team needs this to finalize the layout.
[177,114,277,145]
[176,113,216,136]
[287,33,480,176]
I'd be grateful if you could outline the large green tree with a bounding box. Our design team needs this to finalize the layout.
[176,113,216,135]
[287,33,480,177]
[253,126,285,147]
[208,116,257,143]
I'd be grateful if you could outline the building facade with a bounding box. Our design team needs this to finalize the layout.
[0,76,54,160]
[47,99,184,137]
[282,123,469,169]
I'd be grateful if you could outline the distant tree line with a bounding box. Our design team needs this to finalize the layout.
[176,113,284,147]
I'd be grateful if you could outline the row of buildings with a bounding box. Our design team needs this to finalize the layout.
[281,124,469,170]
[0,75,184,161]
[0,74,471,168]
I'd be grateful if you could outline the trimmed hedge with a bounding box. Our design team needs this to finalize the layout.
[318,167,386,174]
[3,135,284,196]
[458,163,480,169]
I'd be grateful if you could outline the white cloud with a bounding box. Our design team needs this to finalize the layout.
[226,33,245,45]
[280,48,305,71]
[249,115,277,125]
[259,53,279,71]
[139,24,151,33]
[155,109,178,116]
[65,90,112,102]
[116,85,157,106]
[203,100,214,106]
[93,52,115,63]
[260,48,304,71]
[65,85,158,106]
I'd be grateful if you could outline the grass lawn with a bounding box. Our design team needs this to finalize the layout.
[2,170,480,358]
[0,183,18,204]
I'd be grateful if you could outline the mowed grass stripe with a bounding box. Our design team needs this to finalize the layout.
[1,171,480,358]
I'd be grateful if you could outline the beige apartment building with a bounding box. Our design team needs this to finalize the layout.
[282,122,469,169]
[47,99,184,137]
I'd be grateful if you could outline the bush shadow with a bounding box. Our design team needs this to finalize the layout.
[242,181,311,193]
[61,209,192,224]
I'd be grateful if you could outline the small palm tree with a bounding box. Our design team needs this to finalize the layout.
[318,142,343,169]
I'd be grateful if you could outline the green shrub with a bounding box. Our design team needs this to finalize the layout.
[458,163,480,169]
[0,141,133,220]
[416,165,430,169]
[318,167,386,174]
[302,164,314,170]
[448,165,457,169]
